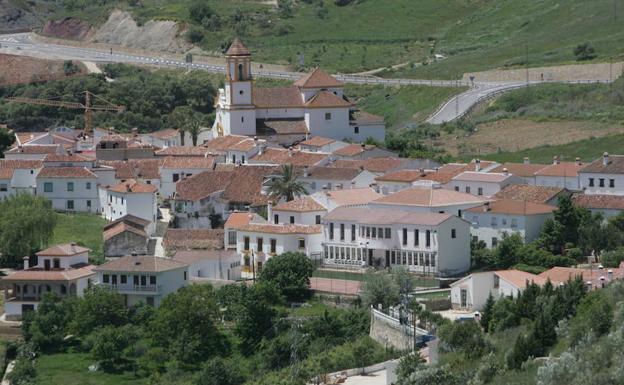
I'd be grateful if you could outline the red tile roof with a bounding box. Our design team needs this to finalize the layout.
[333,144,376,157]
[301,166,363,180]
[256,119,308,135]
[156,146,211,157]
[490,163,548,178]
[495,270,547,288]
[224,212,261,228]
[103,222,147,241]
[373,187,488,207]
[293,67,343,89]
[466,199,555,215]
[273,196,326,212]
[204,135,257,152]
[535,162,584,177]
[101,159,162,180]
[44,154,90,162]
[237,223,322,234]
[93,255,188,273]
[222,165,279,206]
[375,169,453,184]
[149,128,178,139]
[108,179,158,194]
[0,168,14,179]
[572,193,624,210]
[321,187,382,206]
[2,265,95,282]
[163,228,224,250]
[38,167,97,178]
[324,206,454,226]
[452,171,513,183]
[6,144,61,154]
[225,37,251,56]
[253,87,303,108]
[300,136,336,147]
[329,157,407,173]
[304,91,352,108]
[36,243,90,256]
[494,184,565,204]
[580,154,624,174]
[173,249,237,264]
[252,148,328,167]
[0,160,43,169]
[174,170,233,201]
[161,156,216,170]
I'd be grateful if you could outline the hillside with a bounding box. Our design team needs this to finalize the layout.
[17,0,624,77]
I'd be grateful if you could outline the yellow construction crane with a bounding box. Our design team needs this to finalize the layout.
[4,91,125,134]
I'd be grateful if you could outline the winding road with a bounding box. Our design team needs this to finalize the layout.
[0,33,609,124]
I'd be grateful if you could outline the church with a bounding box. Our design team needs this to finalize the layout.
[213,38,386,145]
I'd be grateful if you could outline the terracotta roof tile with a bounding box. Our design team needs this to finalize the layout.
[253,87,303,108]
[103,214,150,231]
[101,159,162,180]
[301,166,363,180]
[103,222,147,241]
[490,163,548,177]
[256,119,308,135]
[237,223,322,234]
[6,144,61,154]
[329,157,407,173]
[224,212,262,228]
[174,170,233,201]
[161,156,216,170]
[324,206,454,226]
[373,187,488,207]
[15,132,47,145]
[494,184,564,204]
[495,269,547,288]
[156,146,212,157]
[321,187,382,206]
[535,162,584,177]
[452,171,513,183]
[300,136,335,147]
[225,37,251,56]
[93,255,188,273]
[437,161,497,176]
[2,265,95,282]
[293,67,343,89]
[163,229,224,250]
[149,128,178,139]
[580,154,624,174]
[304,91,352,108]
[36,243,90,256]
[108,179,157,194]
[333,144,376,157]
[173,249,237,264]
[375,169,454,184]
[44,154,90,163]
[204,135,256,152]
[222,165,279,206]
[572,193,624,210]
[252,148,328,167]
[466,199,555,215]
[0,160,43,169]
[273,196,326,212]
[38,167,97,178]
[0,168,14,179]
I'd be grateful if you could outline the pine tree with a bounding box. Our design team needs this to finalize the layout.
[480,293,495,332]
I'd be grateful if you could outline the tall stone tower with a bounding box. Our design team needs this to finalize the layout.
[215,38,256,137]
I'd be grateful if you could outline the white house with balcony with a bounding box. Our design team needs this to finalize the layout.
[36,167,99,212]
[224,211,323,279]
[322,207,471,277]
[463,199,555,248]
[0,243,95,320]
[579,153,624,195]
[270,196,327,225]
[450,270,546,311]
[103,179,158,235]
[93,254,188,307]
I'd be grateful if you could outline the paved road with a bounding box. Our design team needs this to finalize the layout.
[0,33,610,124]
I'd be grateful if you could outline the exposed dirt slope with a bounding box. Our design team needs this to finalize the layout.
[0,53,86,86]
[42,17,92,40]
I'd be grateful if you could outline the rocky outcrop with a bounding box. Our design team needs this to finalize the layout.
[41,17,92,40]
[93,10,190,53]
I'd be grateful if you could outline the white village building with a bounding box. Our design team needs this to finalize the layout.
[213,38,385,144]
[102,179,158,235]
[578,153,624,195]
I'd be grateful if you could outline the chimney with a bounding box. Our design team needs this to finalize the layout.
[575,157,582,166]
[419,168,426,176]
[131,252,139,265]
[523,157,530,165]
[502,167,509,176]
[253,136,258,147]
[23,256,29,270]
[483,201,490,212]
[603,152,610,166]
[553,156,560,165]
[267,201,273,221]
[303,166,309,178]
[475,159,481,172]
[608,269,614,280]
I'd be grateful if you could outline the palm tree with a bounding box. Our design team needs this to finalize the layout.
[168,106,211,146]
[267,164,308,202]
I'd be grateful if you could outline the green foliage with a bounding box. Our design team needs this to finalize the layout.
[258,252,314,302]
[573,42,597,61]
[87,325,139,372]
[360,270,399,309]
[7,343,37,385]
[63,60,80,76]
[70,287,129,336]
[195,357,244,385]
[438,320,490,359]
[480,293,495,332]
[150,284,228,366]
[567,290,614,345]
[266,165,309,202]
[234,284,278,356]
[22,293,74,352]
[168,105,211,146]
[601,247,624,268]
[397,364,461,385]
[0,194,57,265]
[0,126,15,157]
[396,353,425,382]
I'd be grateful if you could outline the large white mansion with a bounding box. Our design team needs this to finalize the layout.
[213,38,386,145]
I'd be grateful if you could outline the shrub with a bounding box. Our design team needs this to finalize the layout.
[573,43,596,61]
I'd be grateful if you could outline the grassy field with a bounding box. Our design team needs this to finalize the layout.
[41,0,624,77]
[51,213,107,258]
[34,353,147,385]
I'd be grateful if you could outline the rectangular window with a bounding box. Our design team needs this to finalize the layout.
[87,200,91,208]
[86,182,91,190]
[414,229,419,246]
[426,230,431,247]
[329,223,334,240]
[451,229,456,239]
[494,275,500,288]
[492,237,498,247]
[103,274,109,284]
[377,227,383,238]
[610,179,615,188]
[511,218,518,228]
[133,275,139,285]
[274,214,279,224]
[290,216,295,224]
[120,275,127,284]
[340,224,345,240]
[351,225,356,241]
[270,239,277,254]
[173,173,180,182]
[298,238,305,249]
[491,217,498,226]
[431,255,436,267]
[316,215,321,225]
[599,178,605,187]
[67,182,74,191]
[465,186,471,194]
[257,237,263,252]
[0,184,7,192]
[325,112,332,120]
[589,178,595,187]
[366,227,370,237]
[232,154,236,163]
[228,231,236,245]
[402,228,408,245]
[243,236,250,251]
[372,227,377,238]
[385,228,391,239]
[454,186,459,191]
[354,126,359,134]
[44,182,53,193]
[141,276,147,286]
[67,200,74,210]
[477,187,483,196]
[149,276,156,285]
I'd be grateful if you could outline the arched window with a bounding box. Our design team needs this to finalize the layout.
[238,63,244,81]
